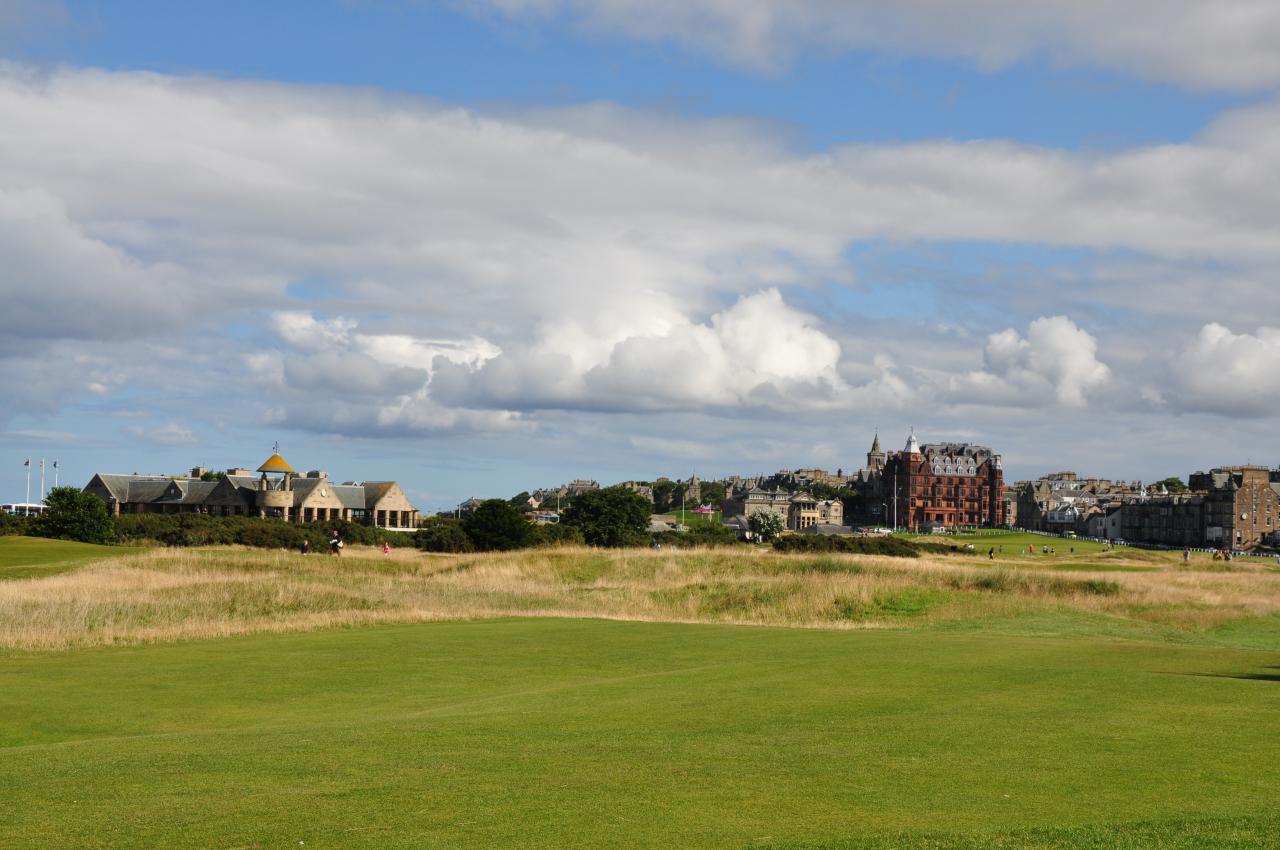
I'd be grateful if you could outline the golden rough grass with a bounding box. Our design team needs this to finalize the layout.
[1,544,1278,650]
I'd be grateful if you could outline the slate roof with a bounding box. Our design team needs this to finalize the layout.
[331,484,368,510]
[91,474,172,502]
[85,470,416,515]
[288,477,326,502]
[154,480,218,505]
[364,482,397,507]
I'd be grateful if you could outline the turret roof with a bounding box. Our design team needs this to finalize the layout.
[257,453,296,474]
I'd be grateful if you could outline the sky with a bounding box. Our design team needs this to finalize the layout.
[2,0,1279,512]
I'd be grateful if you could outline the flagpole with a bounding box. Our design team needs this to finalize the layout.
[53,460,59,489]
[39,459,46,501]
[24,459,31,507]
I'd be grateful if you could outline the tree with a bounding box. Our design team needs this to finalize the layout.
[35,487,115,544]
[199,470,227,482]
[461,499,536,551]
[698,481,726,508]
[508,491,533,509]
[809,482,865,522]
[650,479,679,514]
[414,517,474,553]
[748,511,784,543]
[561,487,651,547]
[1158,476,1188,493]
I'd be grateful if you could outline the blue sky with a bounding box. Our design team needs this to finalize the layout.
[3,0,1280,510]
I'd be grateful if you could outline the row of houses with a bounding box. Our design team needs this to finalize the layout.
[1014,465,1280,550]
[83,452,420,530]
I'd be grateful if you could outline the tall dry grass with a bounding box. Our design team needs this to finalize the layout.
[1,545,1278,650]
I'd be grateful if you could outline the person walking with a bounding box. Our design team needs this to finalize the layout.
[382,541,391,557]
[330,532,342,556]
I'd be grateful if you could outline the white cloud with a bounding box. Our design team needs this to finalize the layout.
[466,0,1280,91]
[0,64,1275,438]
[438,288,848,412]
[1175,323,1280,416]
[256,311,513,436]
[948,316,1111,408]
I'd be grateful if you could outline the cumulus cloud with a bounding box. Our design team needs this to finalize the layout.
[435,288,848,412]
[468,0,1280,91]
[1175,323,1280,416]
[251,311,513,436]
[947,316,1111,408]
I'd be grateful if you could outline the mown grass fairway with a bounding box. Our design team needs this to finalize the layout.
[2,618,1278,849]
[3,538,1279,848]
[0,535,143,580]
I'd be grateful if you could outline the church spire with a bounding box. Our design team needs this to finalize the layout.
[871,430,881,453]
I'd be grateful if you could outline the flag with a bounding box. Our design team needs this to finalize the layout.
[23,459,29,467]
[52,461,58,469]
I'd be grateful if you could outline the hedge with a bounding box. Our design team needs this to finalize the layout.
[112,514,414,550]
[772,534,923,557]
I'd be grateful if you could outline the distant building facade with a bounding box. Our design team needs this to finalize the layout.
[884,431,1006,530]
[722,486,844,531]
[1118,465,1280,550]
[84,452,419,529]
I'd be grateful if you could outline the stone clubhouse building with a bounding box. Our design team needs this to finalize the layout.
[84,451,420,530]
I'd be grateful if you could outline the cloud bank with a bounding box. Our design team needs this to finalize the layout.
[0,64,1276,441]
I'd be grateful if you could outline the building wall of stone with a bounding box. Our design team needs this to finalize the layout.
[1120,498,1205,546]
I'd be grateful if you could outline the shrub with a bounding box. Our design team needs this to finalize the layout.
[0,512,33,537]
[650,524,740,549]
[111,514,411,551]
[34,487,115,545]
[772,535,921,557]
[415,517,474,553]
[462,500,537,552]
[534,522,585,547]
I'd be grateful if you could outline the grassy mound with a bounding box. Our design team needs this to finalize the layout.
[1,541,1278,650]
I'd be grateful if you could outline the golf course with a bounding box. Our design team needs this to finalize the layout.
[2,535,1278,849]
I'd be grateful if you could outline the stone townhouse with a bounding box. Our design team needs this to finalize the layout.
[723,486,844,531]
[1116,465,1280,550]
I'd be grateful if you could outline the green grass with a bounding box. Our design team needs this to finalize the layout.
[2,618,1278,849]
[908,531,1280,572]
[672,507,723,526]
[909,531,1113,556]
[0,535,143,580]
